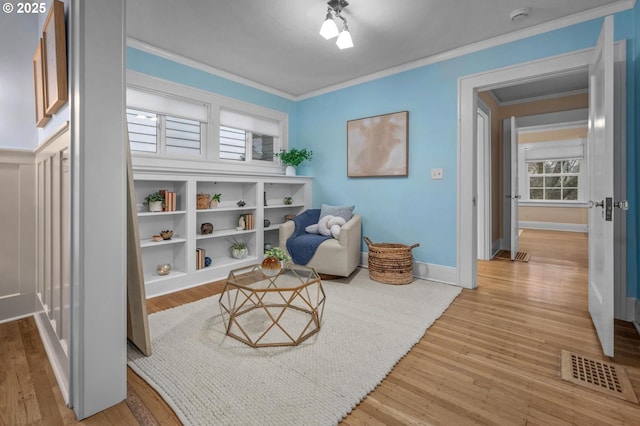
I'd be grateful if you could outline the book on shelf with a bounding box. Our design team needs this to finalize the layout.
[196,248,205,270]
[242,213,254,230]
[159,190,177,212]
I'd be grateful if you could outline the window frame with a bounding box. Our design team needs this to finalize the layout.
[517,138,588,206]
[127,70,288,174]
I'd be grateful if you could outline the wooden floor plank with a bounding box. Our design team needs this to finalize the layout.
[2,229,640,425]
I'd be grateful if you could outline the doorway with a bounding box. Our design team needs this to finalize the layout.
[458,43,628,320]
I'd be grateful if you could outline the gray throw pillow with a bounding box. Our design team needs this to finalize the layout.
[320,204,354,222]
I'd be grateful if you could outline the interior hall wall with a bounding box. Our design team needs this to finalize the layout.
[0,150,36,321]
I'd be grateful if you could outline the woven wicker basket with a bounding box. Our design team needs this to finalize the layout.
[196,193,210,210]
[364,237,419,285]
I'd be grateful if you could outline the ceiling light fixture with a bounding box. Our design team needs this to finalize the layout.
[319,0,353,49]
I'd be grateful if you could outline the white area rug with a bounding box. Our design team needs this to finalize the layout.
[127,268,461,425]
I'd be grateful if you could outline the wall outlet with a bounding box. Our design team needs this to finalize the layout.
[431,168,444,180]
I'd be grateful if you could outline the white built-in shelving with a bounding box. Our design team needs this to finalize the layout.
[133,173,311,297]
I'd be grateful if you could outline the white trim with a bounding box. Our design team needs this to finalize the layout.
[34,299,70,405]
[477,99,492,260]
[518,120,588,134]
[0,149,36,164]
[519,220,587,233]
[497,88,589,107]
[519,201,588,207]
[127,38,296,101]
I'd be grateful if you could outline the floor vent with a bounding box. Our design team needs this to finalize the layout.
[560,350,638,403]
[494,250,531,262]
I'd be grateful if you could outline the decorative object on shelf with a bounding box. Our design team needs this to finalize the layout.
[284,214,296,221]
[347,111,409,177]
[274,148,313,176]
[263,219,271,227]
[196,193,210,209]
[237,200,246,207]
[210,193,222,208]
[204,256,212,267]
[264,247,291,264]
[160,229,173,240]
[159,190,177,211]
[264,243,272,250]
[156,263,171,276]
[151,235,163,242]
[228,237,248,259]
[200,222,214,235]
[144,192,165,212]
[238,215,246,230]
[283,197,293,205]
[261,256,282,277]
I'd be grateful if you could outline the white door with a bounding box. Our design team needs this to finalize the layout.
[510,116,520,260]
[588,16,615,357]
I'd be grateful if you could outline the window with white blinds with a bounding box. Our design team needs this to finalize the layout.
[126,87,206,157]
[219,109,280,163]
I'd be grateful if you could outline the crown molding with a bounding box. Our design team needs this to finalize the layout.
[126,38,297,101]
[127,0,634,101]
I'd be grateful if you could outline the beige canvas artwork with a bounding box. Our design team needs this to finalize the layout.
[347,111,408,177]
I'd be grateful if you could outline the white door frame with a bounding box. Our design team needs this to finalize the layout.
[476,98,492,260]
[457,42,627,312]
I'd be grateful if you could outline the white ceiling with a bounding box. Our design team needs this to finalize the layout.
[126,0,626,98]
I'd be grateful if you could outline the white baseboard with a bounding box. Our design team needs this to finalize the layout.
[0,293,36,324]
[360,253,458,286]
[519,221,587,233]
[33,299,70,405]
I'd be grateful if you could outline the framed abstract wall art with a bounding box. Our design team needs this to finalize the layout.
[347,111,409,177]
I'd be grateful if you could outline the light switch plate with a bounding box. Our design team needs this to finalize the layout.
[431,168,444,180]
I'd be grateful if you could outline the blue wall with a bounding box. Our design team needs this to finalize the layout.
[297,12,638,275]
[127,9,638,293]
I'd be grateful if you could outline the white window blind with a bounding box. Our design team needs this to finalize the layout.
[127,87,208,122]
[220,109,280,137]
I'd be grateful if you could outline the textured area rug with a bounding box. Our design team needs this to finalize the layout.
[127,268,461,425]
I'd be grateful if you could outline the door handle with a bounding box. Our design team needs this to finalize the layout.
[588,200,604,208]
[614,200,629,210]
[505,195,521,199]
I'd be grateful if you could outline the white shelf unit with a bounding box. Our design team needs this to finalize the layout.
[133,172,311,298]
[263,180,310,249]
[134,179,188,289]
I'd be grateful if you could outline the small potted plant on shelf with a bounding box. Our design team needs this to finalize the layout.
[143,192,165,212]
[210,193,222,209]
[227,237,248,259]
[274,148,313,176]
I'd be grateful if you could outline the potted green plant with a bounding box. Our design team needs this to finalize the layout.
[274,148,313,176]
[143,192,165,212]
[210,193,222,208]
[227,237,248,259]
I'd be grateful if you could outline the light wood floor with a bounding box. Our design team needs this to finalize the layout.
[3,229,640,425]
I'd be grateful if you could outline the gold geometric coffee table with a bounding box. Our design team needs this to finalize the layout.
[219,263,326,348]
